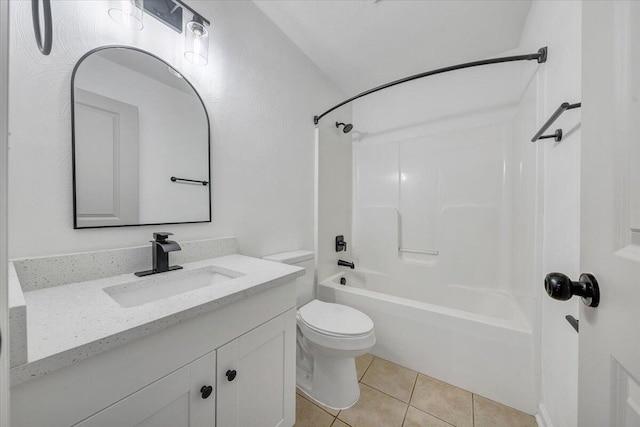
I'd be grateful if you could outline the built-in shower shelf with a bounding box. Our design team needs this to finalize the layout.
[398,247,439,256]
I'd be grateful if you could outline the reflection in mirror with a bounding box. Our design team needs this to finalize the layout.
[72,46,210,228]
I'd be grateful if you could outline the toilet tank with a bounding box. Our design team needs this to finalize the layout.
[262,250,315,307]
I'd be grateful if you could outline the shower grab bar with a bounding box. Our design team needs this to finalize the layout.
[531,102,581,142]
[313,47,548,125]
[399,247,439,256]
[170,176,209,185]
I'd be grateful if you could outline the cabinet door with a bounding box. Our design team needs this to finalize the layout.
[216,309,296,427]
[75,351,216,427]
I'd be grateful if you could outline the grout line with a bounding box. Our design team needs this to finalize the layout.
[401,372,420,426]
[473,392,536,418]
[350,354,380,424]
[360,381,412,405]
[358,361,418,405]
[407,405,456,427]
[302,354,500,427]
[315,401,341,418]
[334,410,354,427]
[472,393,475,426]
[359,354,375,380]
[406,375,456,427]
[401,404,409,426]
[409,372,419,403]
[334,417,354,427]
[297,387,341,418]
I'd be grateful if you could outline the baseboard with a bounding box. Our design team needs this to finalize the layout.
[535,402,554,427]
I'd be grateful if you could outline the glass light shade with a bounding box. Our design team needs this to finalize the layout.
[184,18,209,66]
[108,0,144,31]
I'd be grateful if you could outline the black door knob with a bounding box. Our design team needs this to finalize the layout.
[226,369,237,382]
[544,272,600,307]
[200,385,213,399]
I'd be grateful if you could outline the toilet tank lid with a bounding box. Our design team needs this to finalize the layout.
[262,250,314,265]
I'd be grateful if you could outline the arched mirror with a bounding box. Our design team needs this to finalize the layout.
[71,46,211,228]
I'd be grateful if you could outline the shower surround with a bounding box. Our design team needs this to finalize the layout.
[317,56,543,414]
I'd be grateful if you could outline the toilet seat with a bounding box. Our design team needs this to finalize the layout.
[298,300,374,337]
[297,300,376,352]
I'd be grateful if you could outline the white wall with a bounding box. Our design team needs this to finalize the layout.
[518,2,582,426]
[315,125,353,284]
[8,0,345,259]
[352,58,523,140]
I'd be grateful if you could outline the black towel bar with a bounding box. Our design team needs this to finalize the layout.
[531,102,581,143]
[170,176,209,186]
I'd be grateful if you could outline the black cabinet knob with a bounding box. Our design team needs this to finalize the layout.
[200,385,213,399]
[226,369,237,382]
[544,272,600,307]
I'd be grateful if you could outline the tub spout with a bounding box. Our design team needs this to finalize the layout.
[338,260,355,269]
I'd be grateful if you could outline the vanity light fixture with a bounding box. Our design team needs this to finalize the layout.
[108,0,144,31]
[109,0,211,67]
[184,15,209,66]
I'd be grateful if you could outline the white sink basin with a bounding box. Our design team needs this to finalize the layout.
[104,266,242,308]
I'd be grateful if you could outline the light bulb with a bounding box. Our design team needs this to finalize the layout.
[185,16,209,66]
[108,0,144,31]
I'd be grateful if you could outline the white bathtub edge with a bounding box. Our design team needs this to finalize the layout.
[320,274,531,333]
[535,402,554,427]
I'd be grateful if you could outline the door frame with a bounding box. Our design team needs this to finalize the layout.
[0,0,10,425]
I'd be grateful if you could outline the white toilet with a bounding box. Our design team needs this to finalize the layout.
[263,250,376,410]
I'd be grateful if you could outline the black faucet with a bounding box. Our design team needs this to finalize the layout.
[135,232,183,277]
[337,259,355,269]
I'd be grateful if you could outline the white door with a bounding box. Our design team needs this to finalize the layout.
[75,351,216,427]
[216,309,296,427]
[74,89,140,227]
[0,1,9,426]
[579,2,640,426]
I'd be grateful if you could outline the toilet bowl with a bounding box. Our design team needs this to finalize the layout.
[296,299,375,409]
[262,251,376,410]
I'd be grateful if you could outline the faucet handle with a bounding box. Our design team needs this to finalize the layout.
[153,232,173,242]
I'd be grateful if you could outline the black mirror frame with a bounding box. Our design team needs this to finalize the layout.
[70,45,212,229]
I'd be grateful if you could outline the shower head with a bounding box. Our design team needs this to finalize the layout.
[336,122,353,133]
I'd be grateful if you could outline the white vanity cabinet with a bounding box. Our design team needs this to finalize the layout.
[11,275,299,427]
[217,309,296,427]
[73,309,296,427]
[75,351,217,427]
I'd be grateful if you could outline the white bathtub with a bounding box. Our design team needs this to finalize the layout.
[318,271,537,414]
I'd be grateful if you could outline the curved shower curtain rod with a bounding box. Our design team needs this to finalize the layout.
[313,46,548,125]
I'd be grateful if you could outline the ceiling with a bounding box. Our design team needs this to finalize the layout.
[254,0,533,95]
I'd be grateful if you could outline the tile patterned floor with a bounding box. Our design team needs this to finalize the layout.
[294,354,536,427]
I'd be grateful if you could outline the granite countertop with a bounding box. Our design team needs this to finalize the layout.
[10,254,304,385]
